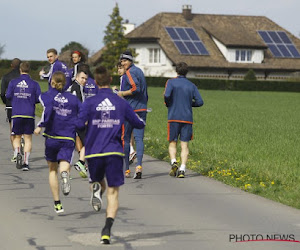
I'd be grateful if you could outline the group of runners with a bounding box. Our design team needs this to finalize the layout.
[0,48,203,244]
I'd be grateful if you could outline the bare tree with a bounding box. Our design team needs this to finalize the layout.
[0,43,5,58]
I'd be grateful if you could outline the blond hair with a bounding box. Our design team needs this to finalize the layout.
[51,72,66,91]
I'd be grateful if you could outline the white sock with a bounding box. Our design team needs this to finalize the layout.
[171,159,177,164]
[179,164,186,171]
[14,148,19,156]
[24,152,30,165]
[130,145,135,154]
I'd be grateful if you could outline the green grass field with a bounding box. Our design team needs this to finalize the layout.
[144,87,300,209]
[34,82,300,208]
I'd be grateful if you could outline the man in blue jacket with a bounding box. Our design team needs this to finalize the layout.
[1,58,21,161]
[77,66,145,244]
[6,61,41,170]
[164,62,204,178]
[39,48,69,89]
[117,50,148,179]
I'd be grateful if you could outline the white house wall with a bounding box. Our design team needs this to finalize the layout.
[128,43,176,78]
[212,36,264,63]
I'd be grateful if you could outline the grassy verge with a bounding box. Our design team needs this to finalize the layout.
[144,87,300,209]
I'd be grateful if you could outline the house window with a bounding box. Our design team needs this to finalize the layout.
[235,50,252,62]
[149,48,161,63]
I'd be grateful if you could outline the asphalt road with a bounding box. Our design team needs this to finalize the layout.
[0,104,300,250]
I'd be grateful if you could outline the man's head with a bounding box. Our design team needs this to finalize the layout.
[11,58,21,69]
[175,62,189,76]
[78,63,92,78]
[94,66,111,88]
[20,61,30,74]
[119,50,133,70]
[46,48,58,64]
[75,69,88,86]
[117,61,125,76]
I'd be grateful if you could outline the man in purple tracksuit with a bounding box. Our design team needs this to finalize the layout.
[34,72,82,214]
[1,58,21,161]
[164,62,204,178]
[39,48,69,89]
[77,66,145,244]
[117,50,148,179]
[6,62,41,171]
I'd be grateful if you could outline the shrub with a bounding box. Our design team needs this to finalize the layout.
[244,69,257,81]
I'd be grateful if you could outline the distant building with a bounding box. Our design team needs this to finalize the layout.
[123,5,300,80]
[90,5,300,80]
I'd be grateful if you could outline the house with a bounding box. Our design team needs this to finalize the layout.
[124,5,300,80]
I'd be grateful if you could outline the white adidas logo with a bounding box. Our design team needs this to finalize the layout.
[54,93,68,103]
[16,80,28,88]
[96,98,115,111]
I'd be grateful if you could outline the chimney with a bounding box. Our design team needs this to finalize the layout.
[182,5,193,21]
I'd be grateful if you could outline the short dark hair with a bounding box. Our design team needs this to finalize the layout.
[20,61,30,73]
[94,66,111,86]
[117,61,123,68]
[78,63,93,78]
[11,58,21,69]
[176,62,189,76]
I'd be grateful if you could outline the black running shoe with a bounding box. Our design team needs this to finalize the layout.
[22,164,29,171]
[16,153,22,169]
[169,162,178,177]
[61,171,71,196]
[177,170,185,178]
[91,182,102,212]
[101,228,111,244]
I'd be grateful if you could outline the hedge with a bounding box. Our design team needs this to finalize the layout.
[2,60,300,92]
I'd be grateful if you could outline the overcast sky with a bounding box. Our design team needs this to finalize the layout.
[0,0,299,60]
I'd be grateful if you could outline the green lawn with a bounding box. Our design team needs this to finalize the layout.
[144,87,300,209]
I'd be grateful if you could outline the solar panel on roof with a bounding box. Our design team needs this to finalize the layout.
[165,27,179,40]
[268,31,282,43]
[258,30,300,58]
[277,45,292,57]
[165,27,209,55]
[287,45,300,57]
[268,44,283,57]
[277,31,292,44]
[185,28,199,41]
[175,28,190,40]
[174,41,189,54]
[185,41,198,54]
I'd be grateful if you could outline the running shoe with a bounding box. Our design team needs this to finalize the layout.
[169,162,178,177]
[177,170,185,178]
[54,203,64,214]
[16,153,22,169]
[101,228,111,244]
[133,165,142,179]
[74,161,88,178]
[129,151,137,165]
[11,155,17,163]
[91,182,102,212]
[21,164,29,171]
[125,169,131,178]
[61,171,71,196]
